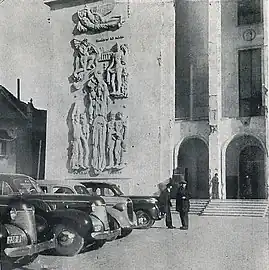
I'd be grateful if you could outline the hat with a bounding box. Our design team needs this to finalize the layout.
[166,183,173,188]
[178,179,187,184]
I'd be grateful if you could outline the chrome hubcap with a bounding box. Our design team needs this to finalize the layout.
[58,230,75,246]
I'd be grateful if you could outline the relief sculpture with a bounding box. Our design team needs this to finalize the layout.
[76,5,124,34]
[68,37,128,175]
[107,43,129,98]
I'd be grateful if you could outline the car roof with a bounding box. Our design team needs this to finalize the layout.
[38,180,87,187]
[79,180,116,186]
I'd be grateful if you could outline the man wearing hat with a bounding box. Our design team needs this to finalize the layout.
[159,182,175,229]
[176,179,190,230]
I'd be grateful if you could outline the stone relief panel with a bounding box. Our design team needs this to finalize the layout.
[67,38,129,176]
[75,4,125,34]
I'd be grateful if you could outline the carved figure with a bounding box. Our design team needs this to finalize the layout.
[88,70,111,174]
[79,113,90,169]
[73,39,99,81]
[107,43,128,97]
[70,104,83,170]
[76,7,124,33]
[106,112,116,168]
[114,112,127,167]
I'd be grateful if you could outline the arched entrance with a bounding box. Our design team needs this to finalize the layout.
[225,135,266,199]
[177,137,209,199]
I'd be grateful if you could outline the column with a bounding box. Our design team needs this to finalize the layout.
[264,0,269,199]
[208,0,223,199]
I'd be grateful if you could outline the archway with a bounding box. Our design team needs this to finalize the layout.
[177,137,209,199]
[225,135,266,199]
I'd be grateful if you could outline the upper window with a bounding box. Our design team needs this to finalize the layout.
[239,48,262,117]
[238,0,261,25]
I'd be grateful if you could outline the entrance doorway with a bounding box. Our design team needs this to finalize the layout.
[177,137,209,199]
[225,135,266,199]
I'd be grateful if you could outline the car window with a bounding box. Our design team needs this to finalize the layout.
[0,181,13,195]
[103,187,115,196]
[53,186,74,194]
[40,186,48,193]
[74,185,89,195]
[13,177,43,194]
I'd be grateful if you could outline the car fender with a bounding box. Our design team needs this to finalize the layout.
[48,209,93,238]
[134,204,161,220]
[106,207,131,229]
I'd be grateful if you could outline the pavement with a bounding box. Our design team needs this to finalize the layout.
[19,214,269,270]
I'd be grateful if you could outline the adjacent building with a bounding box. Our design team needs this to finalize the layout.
[0,84,47,179]
[175,0,268,199]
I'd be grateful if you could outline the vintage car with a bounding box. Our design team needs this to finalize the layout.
[0,196,56,270]
[0,173,121,257]
[80,181,164,229]
[38,180,138,238]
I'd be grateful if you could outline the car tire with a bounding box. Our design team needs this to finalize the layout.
[119,228,133,238]
[135,210,155,229]
[53,224,85,256]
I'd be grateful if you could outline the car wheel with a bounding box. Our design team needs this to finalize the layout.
[119,228,133,238]
[53,224,85,256]
[136,210,155,229]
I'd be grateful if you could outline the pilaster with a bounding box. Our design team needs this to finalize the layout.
[208,0,223,198]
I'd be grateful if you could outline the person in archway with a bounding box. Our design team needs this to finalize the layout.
[211,173,219,199]
[176,179,190,230]
[159,182,175,229]
[242,175,252,199]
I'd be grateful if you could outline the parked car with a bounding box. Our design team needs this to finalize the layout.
[0,173,121,256]
[0,196,56,270]
[79,181,164,229]
[38,180,138,238]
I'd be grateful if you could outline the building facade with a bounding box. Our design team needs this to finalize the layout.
[44,0,175,195]
[175,0,269,199]
[0,85,47,179]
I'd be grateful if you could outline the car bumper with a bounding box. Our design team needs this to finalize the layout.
[91,228,121,241]
[4,237,56,258]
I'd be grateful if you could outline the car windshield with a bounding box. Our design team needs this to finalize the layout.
[74,185,89,195]
[13,177,44,194]
[111,185,124,196]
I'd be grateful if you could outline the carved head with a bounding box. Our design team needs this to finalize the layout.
[78,9,87,19]
[108,111,116,121]
[115,112,123,120]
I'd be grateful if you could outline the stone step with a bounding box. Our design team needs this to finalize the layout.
[202,213,264,217]
[201,199,268,217]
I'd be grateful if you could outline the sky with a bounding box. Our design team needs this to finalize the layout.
[0,0,51,109]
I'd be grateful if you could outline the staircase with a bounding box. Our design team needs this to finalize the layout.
[171,199,209,215]
[201,200,268,217]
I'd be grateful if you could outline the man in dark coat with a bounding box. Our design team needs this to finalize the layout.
[159,183,175,229]
[211,173,219,199]
[176,180,190,230]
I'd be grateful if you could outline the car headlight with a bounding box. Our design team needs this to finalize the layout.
[91,203,96,212]
[113,203,125,212]
[10,208,17,221]
[93,224,102,232]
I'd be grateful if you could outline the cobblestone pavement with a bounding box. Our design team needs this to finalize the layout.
[19,214,269,270]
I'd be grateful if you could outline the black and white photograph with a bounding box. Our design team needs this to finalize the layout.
[0,0,268,269]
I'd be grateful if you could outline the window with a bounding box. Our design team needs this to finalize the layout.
[239,48,262,117]
[0,141,6,156]
[53,186,73,194]
[103,188,115,196]
[238,0,261,25]
[0,181,13,195]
